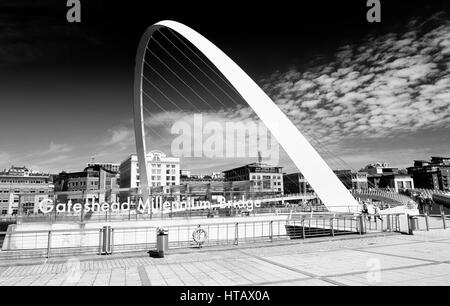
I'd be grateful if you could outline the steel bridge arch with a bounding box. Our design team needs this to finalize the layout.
[133,20,359,213]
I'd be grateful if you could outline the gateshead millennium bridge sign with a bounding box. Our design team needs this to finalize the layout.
[38,196,261,214]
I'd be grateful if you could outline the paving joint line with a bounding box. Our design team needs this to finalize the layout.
[137,265,151,286]
[323,261,440,278]
[237,250,348,286]
[179,262,203,285]
[351,248,442,264]
[389,235,450,244]
[221,258,257,284]
[248,276,313,286]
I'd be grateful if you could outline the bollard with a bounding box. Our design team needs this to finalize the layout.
[302,219,306,240]
[110,228,115,254]
[46,230,52,259]
[440,205,447,230]
[235,222,239,245]
[98,228,103,255]
[425,213,430,231]
[407,214,412,235]
[100,226,112,255]
[156,229,168,258]
[269,221,273,242]
[359,215,366,235]
[330,218,335,237]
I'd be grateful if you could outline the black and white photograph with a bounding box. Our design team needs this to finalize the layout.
[0,0,450,291]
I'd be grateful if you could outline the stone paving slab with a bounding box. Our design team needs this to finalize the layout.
[329,263,450,286]
[0,231,450,286]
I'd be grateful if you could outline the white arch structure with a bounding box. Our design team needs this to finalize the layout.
[134,20,359,213]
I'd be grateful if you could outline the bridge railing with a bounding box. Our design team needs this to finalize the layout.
[0,213,403,260]
[351,189,415,206]
[407,204,449,233]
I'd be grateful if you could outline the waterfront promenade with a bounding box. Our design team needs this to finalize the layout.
[0,230,449,286]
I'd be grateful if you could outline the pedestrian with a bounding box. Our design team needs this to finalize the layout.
[373,205,382,222]
[362,202,369,220]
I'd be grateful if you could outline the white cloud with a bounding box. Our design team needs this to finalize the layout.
[46,142,72,154]
[105,129,133,146]
[260,12,450,146]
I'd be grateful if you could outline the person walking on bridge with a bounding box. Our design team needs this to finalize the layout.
[362,202,369,221]
[373,205,382,222]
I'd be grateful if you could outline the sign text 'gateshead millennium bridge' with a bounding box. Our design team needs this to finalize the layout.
[37,196,261,215]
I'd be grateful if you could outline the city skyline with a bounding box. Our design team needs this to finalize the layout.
[0,1,449,174]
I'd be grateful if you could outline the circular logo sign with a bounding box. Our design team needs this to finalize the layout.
[192,227,208,246]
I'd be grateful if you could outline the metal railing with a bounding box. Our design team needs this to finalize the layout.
[408,208,448,233]
[0,213,403,260]
[351,189,415,206]
[1,205,353,224]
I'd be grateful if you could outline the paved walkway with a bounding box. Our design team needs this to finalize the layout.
[1,230,450,286]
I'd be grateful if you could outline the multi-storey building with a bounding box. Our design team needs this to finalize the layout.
[223,163,283,193]
[211,172,224,180]
[358,162,414,191]
[361,162,398,176]
[119,151,180,192]
[407,157,450,191]
[283,170,368,195]
[333,170,369,190]
[54,165,120,203]
[180,170,191,179]
[0,166,54,215]
[378,174,414,191]
[86,162,120,174]
[283,172,314,194]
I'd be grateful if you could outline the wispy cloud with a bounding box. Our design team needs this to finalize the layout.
[23,142,72,159]
[102,127,134,148]
[260,12,450,146]
[46,142,72,154]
